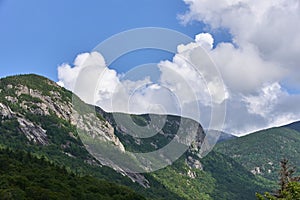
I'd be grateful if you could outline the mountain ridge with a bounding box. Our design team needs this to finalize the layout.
[215,121,300,182]
[0,74,273,199]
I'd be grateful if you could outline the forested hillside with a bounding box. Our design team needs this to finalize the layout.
[0,148,145,200]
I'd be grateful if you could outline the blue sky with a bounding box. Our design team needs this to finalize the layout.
[0,0,231,80]
[1,0,300,135]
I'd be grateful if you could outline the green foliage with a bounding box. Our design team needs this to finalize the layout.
[0,74,72,102]
[0,123,180,199]
[256,159,300,200]
[215,127,300,181]
[0,148,145,200]
[130,114,149,126]
[201,151,271,200]
[152,156,214,200]
[150,151,270,200]
[19,93,42,103]
[0,118,29,149]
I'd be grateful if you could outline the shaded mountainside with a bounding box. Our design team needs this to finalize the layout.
[0,74,272,199]
[217,132,237,143]
[283,121,300,132]
[0,148,145,200]
[204,130,237,143]
[215,123,300,182]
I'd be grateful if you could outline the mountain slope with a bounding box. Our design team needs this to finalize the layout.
[0,148,145,200]
[151,150,271,200]
[0,74,272,199]
[0,74,182,199]
[215,124,300,181]
[283,121,300,132]
[0,149,145,200]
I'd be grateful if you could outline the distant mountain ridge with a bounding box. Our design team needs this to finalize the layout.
[283,121,300,132]
[215,121,300,182]
[204,130,237,143]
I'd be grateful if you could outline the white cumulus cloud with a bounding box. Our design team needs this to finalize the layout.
[195,33,214,50]
[177,0,300,134]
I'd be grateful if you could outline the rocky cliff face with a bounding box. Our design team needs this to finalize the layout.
[0,90,50,145]
[0,75,125,150]
[0,74,206,187]
[0,75,148,186]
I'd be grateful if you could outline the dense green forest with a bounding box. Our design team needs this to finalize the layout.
[215,126,300,181]
[256,159,300,200]
[0,148,145,200]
